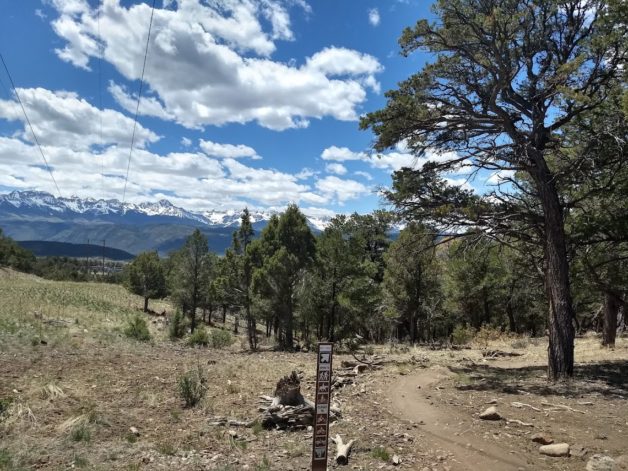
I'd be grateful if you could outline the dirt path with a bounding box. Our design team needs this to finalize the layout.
[390,366,530,471]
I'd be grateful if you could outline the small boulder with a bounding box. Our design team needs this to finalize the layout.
[531,433,553,445]
[586,455,616,471]
[392,455,401,466]
[129,426,140,437]
[479,406,502,420]
[539,443,570,457]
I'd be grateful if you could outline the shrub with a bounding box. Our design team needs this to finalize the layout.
[169,310,187,340]
[451,325,474,346]
[510,337,530,349]
[70,424,91,442]
[187,327,210,347]
[370,446,390,462]
[178,365,207,408]
[124,315,151,342]
[210,329,233,349]
[474,325,504,347]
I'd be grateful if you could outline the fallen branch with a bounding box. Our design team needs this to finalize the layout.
[541,402,586,414]
[510,402,541,412]
[331,434,355,465]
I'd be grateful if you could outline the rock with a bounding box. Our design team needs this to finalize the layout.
[531,433,553,445]
[570,444,588,458]
[586,455,616,471]
[391,455,401,466]
[129,426,140,437]
[228,430,238,438]
[479,406,502,420]
[539,443,570,457]
[485,399,498,404]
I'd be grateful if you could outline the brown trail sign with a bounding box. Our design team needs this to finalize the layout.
[311,342,333,471]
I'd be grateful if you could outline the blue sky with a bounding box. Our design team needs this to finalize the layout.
[0,0,478,218]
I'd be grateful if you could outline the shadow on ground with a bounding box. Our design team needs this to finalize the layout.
[450,360,628,398]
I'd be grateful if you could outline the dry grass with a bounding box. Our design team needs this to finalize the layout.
[1,271,627,470]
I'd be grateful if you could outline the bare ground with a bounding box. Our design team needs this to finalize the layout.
[1,273,627,470]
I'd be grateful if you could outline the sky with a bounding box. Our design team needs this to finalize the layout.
[0,0,481,218]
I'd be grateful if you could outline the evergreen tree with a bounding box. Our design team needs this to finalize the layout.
[383,224,441,343]
[361,0,627,379]
[253,205,315,350]
[169,229,209,332]
[125,251,167,312]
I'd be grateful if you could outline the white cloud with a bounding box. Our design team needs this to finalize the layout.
[321,145,367,161]
[354,170,373,181]
[295,168,317,180]
[0,86,367,211]
[199,139,260,159]
[181,137,192,147]
[48,0,382,131]
[315,176,369,204]
[0,87,158,151]
[368,8,380,26]
[487,169,515,185]
[321,144,464,173]
[325,163,347,175]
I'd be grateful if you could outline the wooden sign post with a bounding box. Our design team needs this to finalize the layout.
[311,342,333,471]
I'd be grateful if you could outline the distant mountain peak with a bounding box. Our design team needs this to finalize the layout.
[0,190,332,231]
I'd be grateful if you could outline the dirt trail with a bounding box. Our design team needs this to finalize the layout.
[390,366,530,471]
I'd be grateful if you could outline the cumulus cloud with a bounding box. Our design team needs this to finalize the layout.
[199,139,260,159]
[315,176,369,204]
[321,146,367,161]
[325,163,347,175]
[354,170,373,181]
[48,0,382,130]
[368,8,380,26]
[321,144,463,173]
[0,87,158,151]
[0,86,370,211]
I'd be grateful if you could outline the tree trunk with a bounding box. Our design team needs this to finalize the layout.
[482,286,491,326]
[222,304,227,323]
[532,157,575,380]
[506,280,517,333]
[234,314,239,334]
[602,292,620,348]
[285,295,294,350]
[143,296,149,313]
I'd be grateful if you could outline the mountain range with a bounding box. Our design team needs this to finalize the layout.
[0,191,332,256]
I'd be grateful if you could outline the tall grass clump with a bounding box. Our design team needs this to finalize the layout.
[168,310,187,340]
[124,315,151,341]
[187,327,210,347]
[178,365,207,408]
[210,329,233,349]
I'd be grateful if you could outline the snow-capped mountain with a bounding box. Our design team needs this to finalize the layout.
[0,191,331,231]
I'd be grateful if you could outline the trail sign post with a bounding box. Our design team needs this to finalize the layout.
[311,342,333,471]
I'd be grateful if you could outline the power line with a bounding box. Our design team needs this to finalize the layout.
[122,0,156,203]
[97,0,104,199]
[0,53,62,197]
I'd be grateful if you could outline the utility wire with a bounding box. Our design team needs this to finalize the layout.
[122,0,156,203]
[97,0,104,199]
[0,53,62,197]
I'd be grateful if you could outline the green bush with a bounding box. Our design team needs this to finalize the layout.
[168,310,187,340]
[187,327,210,347]
[124,315,151,342]
[178,365,207,408]
[451,325,473,346]
[210,329,233,349]
[370,446,390,461]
